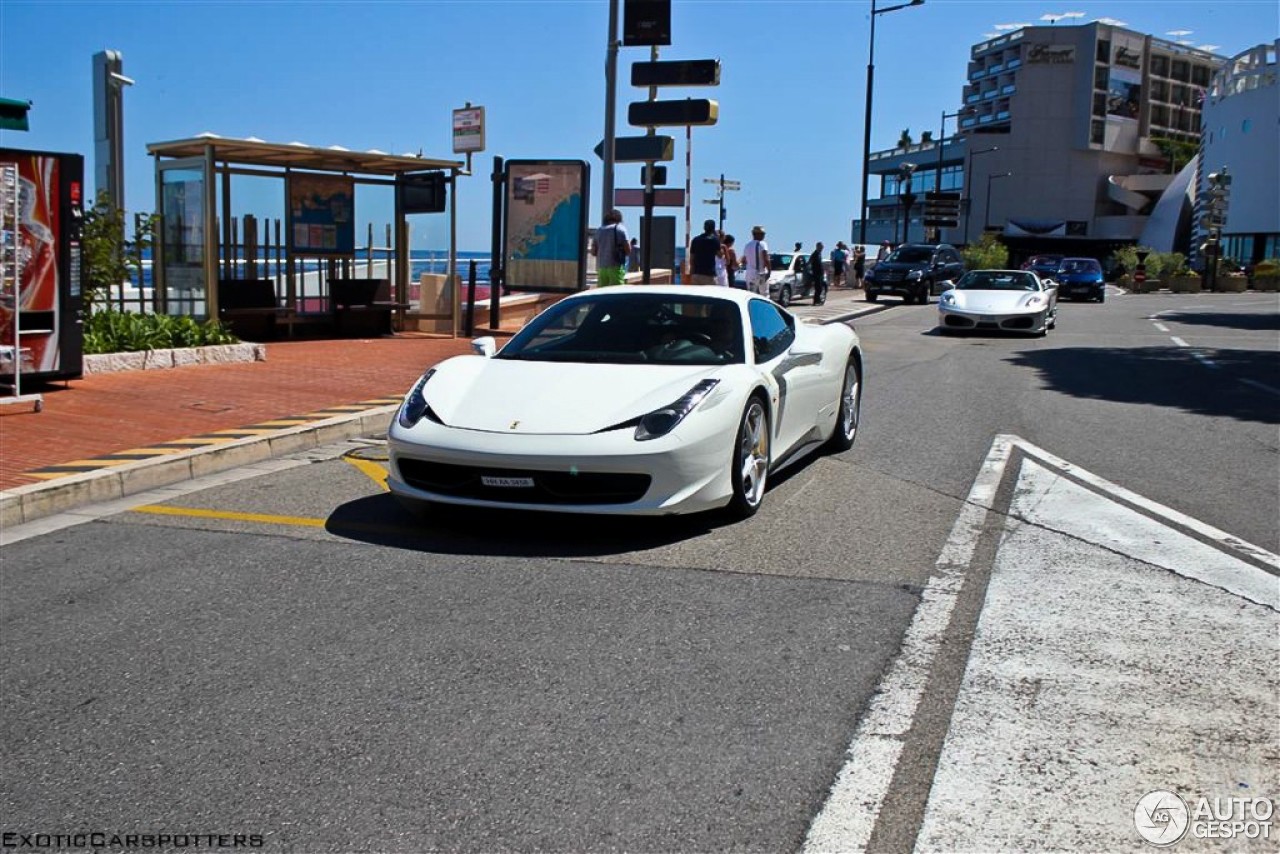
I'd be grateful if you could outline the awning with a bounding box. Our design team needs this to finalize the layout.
[0,97,32,131]
[147,133,462,175]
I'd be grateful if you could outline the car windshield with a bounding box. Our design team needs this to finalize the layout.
[1029,255,1063,269]
[770,253,796,271]
[1059,259,1101,273]
[496,293,745,366]
[887,246,934,264]
[956,271,1039,291]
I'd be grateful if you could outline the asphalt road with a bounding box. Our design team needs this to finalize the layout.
[2,290,1276,852]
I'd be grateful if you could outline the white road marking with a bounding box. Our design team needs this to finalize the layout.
[802,435,1015,853]
[915,459,1279,852]
[805,435,1279,853]
[1152,322,1170,332]
[1241,378,1280,396]
[1170,335,1190,347]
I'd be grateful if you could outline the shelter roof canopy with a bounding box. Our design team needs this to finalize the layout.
[147,132,463,175]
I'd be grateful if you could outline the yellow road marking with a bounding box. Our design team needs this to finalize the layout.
[343,455,390,491]
[131,504,327,528]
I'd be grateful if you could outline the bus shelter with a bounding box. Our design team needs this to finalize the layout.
[147,133,463,337]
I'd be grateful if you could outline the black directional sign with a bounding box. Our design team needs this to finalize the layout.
[593,135,675,162]
[631,59,721,87]
[641,165,667,185]
[629,99,719,127]
[622,0,672,46]
[923,190,962,228]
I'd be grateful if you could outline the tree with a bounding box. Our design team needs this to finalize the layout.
[898,129,913,149]
[81,192,155,313]
[961,233,1008,269]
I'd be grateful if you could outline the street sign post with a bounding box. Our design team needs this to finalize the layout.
[593,135,675,163]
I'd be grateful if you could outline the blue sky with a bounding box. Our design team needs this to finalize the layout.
[2,0,1275,251]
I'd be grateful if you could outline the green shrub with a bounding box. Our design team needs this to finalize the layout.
[83,310,239,355]
[962,233,1009,270]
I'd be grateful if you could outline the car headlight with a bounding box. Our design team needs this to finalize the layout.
[941,293,956,305]
[635,379,720,441]
[397,368,437,428]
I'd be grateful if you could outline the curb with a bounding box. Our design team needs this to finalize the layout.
[83,342,267,375]
[0,405,398,529]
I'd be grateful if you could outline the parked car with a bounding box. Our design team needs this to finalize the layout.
[863,243,965,304]
[1021,254,1066,279]
[937,269,1059,336]
[766,252,813,306]
[388,285,863,520]
[1054,257,1106,302]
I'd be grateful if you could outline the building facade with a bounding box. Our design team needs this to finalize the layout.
[857,21,1230,259]
[1194,40,1279,268]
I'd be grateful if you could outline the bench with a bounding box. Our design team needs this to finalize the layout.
[330,278,408,338]
[218,279,290,340]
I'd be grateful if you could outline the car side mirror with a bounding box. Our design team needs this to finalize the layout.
[471,336,497,358]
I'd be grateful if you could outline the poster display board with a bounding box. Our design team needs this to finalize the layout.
[503,160,588,293]
[288,173,355,255]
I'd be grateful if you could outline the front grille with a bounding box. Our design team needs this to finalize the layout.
[944,315,974,327]
[398,458,652,505]
[1001,316,1034,330]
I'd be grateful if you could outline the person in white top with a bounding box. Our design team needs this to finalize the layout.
[741,225,771,296]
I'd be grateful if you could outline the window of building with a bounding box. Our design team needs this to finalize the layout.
[1094,66,1110,90]
[1150,54,1169,77]
[1191,65,1211,87]
[1096,39,1111,63]
[1091,120,1105,145]
[1171,59,1190,81]
[1093,92,1109,117]
[1171,84,1189,104]
[1151,80,1169,101]
[1151,105,1169,126]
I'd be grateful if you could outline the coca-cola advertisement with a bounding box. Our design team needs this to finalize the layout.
[0,148,84,382]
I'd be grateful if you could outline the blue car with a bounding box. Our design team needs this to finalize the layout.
[1053,257,1106,302]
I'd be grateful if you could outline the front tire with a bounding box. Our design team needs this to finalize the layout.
[865,291,878,302]
[725,395,771,520]
[826,356,862,453]
[778,284,792,306]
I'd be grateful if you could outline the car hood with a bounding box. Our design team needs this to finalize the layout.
[1057,271,1102,283]
[944,290,1047,313]
[871,260,929,274]
[417,356,725,434]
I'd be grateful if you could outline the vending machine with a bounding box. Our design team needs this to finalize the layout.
[0,147,85,390]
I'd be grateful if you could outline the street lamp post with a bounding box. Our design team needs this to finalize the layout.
[930,106,972,241]
[961,145,998,245]
[858,0,925,248]
[985,172,1012,233]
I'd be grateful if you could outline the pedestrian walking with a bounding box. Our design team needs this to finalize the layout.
[809,242,827,305]
[852,245,866,289]
[689,219,722,285]
[722,234,739,288]
[742,226,771,296]
[831,242,848,288]
[629,238,640,272]
[592,209,631,287]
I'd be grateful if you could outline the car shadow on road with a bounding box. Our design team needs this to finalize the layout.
[1159,311,1280,332]
[325,492,733,557]
[1007,345,1280,424]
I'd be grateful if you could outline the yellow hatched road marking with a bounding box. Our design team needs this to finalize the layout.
[343,456,390,491]
[131,504,327,528]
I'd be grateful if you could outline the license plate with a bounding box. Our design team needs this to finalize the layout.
[481,475,535,488]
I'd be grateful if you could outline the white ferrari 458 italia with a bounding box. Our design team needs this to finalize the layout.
[937,269,1058,335]
[388,285,863,518]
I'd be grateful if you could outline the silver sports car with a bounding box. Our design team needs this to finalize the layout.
[937,269,1058,335]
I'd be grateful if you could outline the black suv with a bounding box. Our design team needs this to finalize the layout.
[864,243,965,304]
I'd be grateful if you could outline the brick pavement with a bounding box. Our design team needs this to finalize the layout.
[0,335,472,491]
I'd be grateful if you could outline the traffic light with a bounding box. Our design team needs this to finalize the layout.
[631,60,721,87]
[922,191,962,228]
[629,99,719,127]
[623,0,671,46]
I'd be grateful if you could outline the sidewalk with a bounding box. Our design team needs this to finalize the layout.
[0,289,884,527]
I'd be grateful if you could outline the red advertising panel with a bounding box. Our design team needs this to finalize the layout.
[1,148,84,382]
